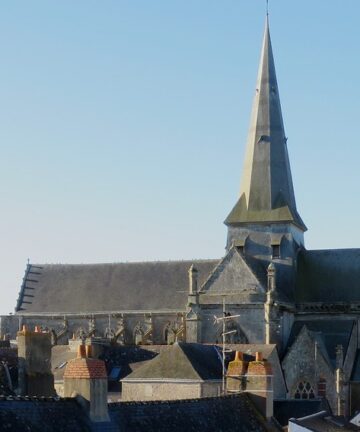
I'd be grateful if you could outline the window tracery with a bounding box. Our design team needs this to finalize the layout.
[294,381,315,399]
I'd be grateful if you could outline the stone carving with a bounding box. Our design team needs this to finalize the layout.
[133,322,144,345]
[164,316,185,345]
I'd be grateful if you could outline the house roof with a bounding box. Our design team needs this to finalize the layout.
[0,394,274,432]
[295,249,360,303]
[0,396,91,432]
[16,259,218,314]
[123,342,222,381]
[108,393,274,432]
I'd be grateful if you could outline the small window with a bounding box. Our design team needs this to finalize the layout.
[317,378,326,397]
[236,245,244,255]
[272,244,280,259]
[233,238,247,256]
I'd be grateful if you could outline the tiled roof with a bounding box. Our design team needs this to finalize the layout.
[64,358,107,379]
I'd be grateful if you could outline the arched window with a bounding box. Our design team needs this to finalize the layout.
[294,381,315,399]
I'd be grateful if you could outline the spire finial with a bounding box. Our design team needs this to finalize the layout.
[266,0,269,16]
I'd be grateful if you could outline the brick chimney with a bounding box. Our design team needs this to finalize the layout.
[63,344,109,422]
[246,352,273,420]
[226,351,248,393]
[17,325,55,396]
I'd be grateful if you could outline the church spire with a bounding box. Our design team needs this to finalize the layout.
[225,18,306,231]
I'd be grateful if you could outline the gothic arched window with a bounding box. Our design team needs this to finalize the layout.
[294,381,315,400]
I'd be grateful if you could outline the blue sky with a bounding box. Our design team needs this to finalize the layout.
[0,1,359,314]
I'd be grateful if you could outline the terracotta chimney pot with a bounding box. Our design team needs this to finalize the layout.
[234,351,243,361]
[255,352,263,362]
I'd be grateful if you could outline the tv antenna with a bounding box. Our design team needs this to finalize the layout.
[213,296,240,394]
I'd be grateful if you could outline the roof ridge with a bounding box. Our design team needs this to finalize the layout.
[30,258,220,267]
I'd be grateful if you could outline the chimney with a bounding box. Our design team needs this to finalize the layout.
[17,325,55,396]
[226,351,248,393]
[246,352,273,420]
[63,344,109,422]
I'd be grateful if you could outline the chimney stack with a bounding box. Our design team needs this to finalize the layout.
[226,351,248,393]
[17,325,55,396]
[246,352,273,420]
[64,344,109,422]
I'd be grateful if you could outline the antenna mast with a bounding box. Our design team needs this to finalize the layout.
[213,296,240,394]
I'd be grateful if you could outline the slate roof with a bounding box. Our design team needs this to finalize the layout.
[273,399,330,427]
[16,260,218,314]
[52,345,163,383]
[351,349,360,381]
[285,320,354,367]
[296,249,360,303]
[0,396,91,432]
[123,343,222,381]
[289,411,360,432]
[0,394,274,432]
[107,394,273,432]
[224,18,306,231]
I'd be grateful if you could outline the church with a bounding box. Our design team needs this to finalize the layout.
[1,17,360,416]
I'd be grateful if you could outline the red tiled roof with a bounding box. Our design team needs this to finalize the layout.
[63,358,107,379]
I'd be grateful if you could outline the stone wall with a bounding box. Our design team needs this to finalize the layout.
[121,381,202,401]
[282,326,336,412]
